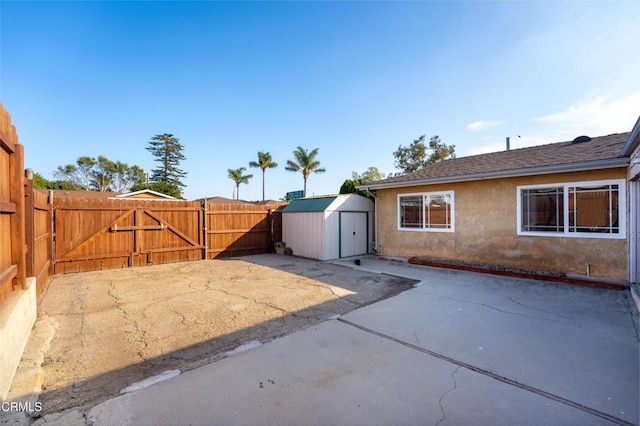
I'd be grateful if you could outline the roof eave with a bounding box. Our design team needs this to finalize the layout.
[621,116,640,156]
[357,158,630,191]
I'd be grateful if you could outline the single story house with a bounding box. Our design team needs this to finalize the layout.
[282,194,374,260]
[359,117,640,286]
[114,189,178,200]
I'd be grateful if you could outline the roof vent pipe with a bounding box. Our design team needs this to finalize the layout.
[506,135,520,151]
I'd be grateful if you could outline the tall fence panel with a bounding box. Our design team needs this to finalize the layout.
[0,103,26,304]
[24,184,53,295]
[206,203,286,259]
[53,195,204,274]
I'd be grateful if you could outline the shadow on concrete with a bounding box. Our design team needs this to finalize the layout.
[25,255,417,421]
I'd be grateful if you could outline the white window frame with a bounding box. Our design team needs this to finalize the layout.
[397,191,455,233]
[517,179,626,239]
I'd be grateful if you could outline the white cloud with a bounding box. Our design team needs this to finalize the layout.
[465,92,640,157]
[534,92,640,139]
[466,120,506,132]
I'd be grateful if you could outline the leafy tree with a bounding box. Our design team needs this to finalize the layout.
[54,156,96,190]
[339,178,370,199]
[339,166,385,200]
[426,135,456,165]
[285,146,326,198]
[146,133,187,196]
[352,166,385,182]
[393,135,455,175]
[53,156,145,192]
[32,172,52,190]
[91,156,116,192]
[227,167,253,200]
[50,180,83,190]
[111,163,146,193]
[249,151,278,201]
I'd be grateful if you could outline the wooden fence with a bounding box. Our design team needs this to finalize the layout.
[1,97,289,299]
[51,194,287,273]
[25,183,53,295]
[206,203,285,259]
[0,103,26,304]
[53,195,204,274]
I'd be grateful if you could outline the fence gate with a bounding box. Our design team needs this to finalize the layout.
[53,196,204,274]
[205,203,286,259]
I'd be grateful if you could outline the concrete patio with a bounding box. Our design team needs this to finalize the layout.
[24,257,640,425]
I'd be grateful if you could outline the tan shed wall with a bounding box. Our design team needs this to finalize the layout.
[282,212,326,260]
[376,168,628,280]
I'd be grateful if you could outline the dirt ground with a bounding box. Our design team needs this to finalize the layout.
[33,254,416,415]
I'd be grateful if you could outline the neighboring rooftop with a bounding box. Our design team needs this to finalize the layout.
[115,189,177,200]
[361,132,631,190]
[200,196,251,204]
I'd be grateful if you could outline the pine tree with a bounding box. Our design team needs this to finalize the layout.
[146,133,187,196]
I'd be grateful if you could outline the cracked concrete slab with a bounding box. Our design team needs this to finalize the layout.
[338,258,640,425]
[8,255,415,420]
[7,256,638,425]
[85,320,616,426]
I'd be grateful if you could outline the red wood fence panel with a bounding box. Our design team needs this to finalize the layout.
[0,102,26,304]
[24,185,52,296]
[52,194,204,274]
[206,203,287,259]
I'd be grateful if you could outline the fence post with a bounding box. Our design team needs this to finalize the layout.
[24,170,34,278]
[49,190,56,275]
[202,200,208,260]
[9,144,27,289]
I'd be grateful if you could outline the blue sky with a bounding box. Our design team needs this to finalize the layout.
[1,1,639,201]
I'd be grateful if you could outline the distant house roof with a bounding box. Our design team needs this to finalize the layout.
[200,196,250,205]
[115,189,177,200]
[49,189,179,200]
[51,190,120,199]
[282,196,338,212]
[360,132,631,191]
[254,200,283,205]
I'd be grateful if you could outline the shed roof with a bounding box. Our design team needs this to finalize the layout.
[360,132,630,190]
[282,196,337,212]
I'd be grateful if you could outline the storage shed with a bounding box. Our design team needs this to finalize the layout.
[282,194,374,260]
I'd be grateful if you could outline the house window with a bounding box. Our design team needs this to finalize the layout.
[568,185,619,234]
[521,187,564,232]
[399,195,423,228]
[398,191,454,232]
[518,180,625,239]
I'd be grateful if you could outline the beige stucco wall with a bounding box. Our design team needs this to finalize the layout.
[376,168,628,280]
[0,278,37,400]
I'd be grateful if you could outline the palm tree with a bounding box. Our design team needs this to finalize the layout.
[249,151,278,201]
[285,147,326,198]
[227,167,253,200]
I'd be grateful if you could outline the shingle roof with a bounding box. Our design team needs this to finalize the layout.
[200,196,250,204]
[364,132,630,190]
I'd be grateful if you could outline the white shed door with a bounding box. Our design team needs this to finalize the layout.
[340,212,367,257]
